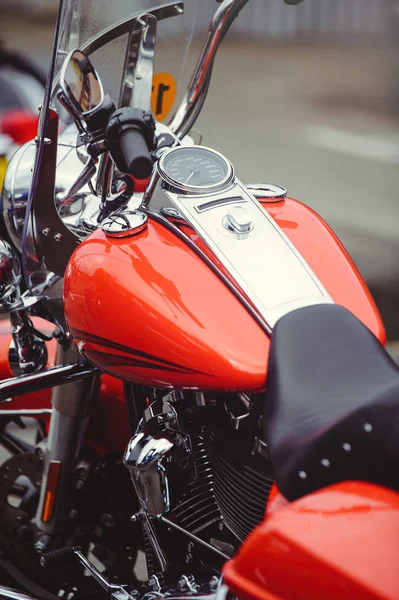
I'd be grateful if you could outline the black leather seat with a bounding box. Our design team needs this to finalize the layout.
[264,304,399,501]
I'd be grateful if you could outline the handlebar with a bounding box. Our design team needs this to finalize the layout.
[106,108,156,180]
[170,0,251,139]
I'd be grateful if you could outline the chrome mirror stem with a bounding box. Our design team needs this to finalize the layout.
[170,0,251,139]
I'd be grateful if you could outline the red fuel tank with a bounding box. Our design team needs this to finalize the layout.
[64,197,385,391]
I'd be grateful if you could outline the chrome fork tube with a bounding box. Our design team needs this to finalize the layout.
[34,340,99,537]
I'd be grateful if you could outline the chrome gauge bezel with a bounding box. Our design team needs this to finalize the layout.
[157,145,235,194]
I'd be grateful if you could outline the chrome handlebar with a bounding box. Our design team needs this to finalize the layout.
[171,0,250,139]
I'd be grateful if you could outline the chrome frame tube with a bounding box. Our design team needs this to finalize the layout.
[0,586,42,600]
[0,362,100,404]
[170,0,251,139]
[159,516,229,561]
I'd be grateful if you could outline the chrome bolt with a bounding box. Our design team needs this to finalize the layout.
[41,228,50,237]
[364,423,372,433]
[131,513,139,523]
[298,470,307,479]
[342,443,352,452]
[54,233,63,242]
[321,459,330,468]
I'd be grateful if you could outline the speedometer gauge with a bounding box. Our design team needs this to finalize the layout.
[158,146,234,194]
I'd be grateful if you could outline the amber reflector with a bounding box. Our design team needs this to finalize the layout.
[41,460,61,523]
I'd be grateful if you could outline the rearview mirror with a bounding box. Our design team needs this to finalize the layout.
[59,50,104,118]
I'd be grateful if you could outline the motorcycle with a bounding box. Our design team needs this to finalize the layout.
[0,0,398,599]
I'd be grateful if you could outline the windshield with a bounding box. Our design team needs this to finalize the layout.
[23,0,208,290]
[54,0,200,123]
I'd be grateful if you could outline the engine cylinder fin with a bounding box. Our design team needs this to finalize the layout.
[171,438,221,535]
[204,428,273,542]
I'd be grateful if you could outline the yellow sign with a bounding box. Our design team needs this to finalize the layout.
[0,156,8,193]
[151,73,177,122]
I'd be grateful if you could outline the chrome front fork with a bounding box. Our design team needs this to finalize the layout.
[34,340,99,543]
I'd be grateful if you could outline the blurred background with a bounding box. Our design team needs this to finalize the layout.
[0,0,398,343]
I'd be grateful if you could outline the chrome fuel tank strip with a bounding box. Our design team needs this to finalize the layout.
[158,176,332,329]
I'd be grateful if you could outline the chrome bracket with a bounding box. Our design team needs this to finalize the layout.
[119,14,157,111]
[31,108,83,278]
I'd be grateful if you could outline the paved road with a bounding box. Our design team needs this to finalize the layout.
[1,10,399,336]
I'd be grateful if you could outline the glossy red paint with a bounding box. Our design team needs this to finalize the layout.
[262,198,385,345]
[64,222,269,390]
[223,481,399,600]
[265,483,288,516]
[85,374,130,454]
[64,196,384,391]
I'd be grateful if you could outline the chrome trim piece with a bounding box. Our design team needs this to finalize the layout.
[157,146,234,195]
[0,240,22,312]
[119,14,156,111]
[224,205,253,234]
[124,431,174,516]
[9,309,48,376]
[0,362,100,403]
[101,210,148,238]
[135,509,168,573]
[170,0,251,138]
[150,146,333,329]
[69,548,125,594]
[246,183,287,200]
[0,586,42,600]
[59,49,105,119]
[159,516,229,561]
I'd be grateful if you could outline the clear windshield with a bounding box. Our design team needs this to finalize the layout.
[23,0,207,289]
[53,0,200,123]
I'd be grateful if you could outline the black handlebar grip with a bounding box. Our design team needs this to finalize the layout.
[106,107,156,180]
[40,546,80,568]
[119,129,154,179]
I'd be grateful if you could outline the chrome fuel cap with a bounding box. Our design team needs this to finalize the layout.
[101,210,148,238]
[224,205,253,234]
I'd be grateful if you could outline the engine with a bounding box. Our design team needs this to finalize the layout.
[124,390,273,575]
[204,425,273,542]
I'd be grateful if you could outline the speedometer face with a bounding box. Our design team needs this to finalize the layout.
[158,146,234,193]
